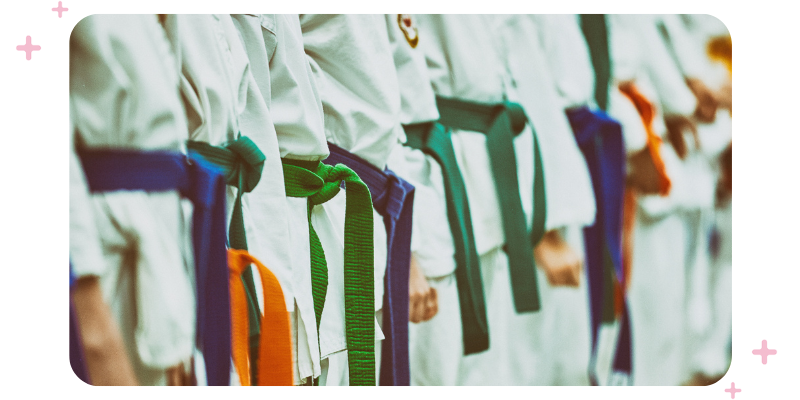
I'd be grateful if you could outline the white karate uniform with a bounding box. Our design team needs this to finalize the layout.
[416,14,554,385]
[299,14,400,385]
[69,14,194,386]
[231,13,342,385]
[607,14,697,386]
[169,14,293,385]
[657,13,733,380]
[500,14,598,386]
[380,14,464,386]
[685,15,732,379]
[698,198,732,376]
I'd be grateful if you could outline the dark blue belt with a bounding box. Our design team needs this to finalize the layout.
[78,149,232,386]
[323,143,414,386]
[567,106,632,384]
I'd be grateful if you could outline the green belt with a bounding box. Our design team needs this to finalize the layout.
[580,14,612,112]
[436,96,542,313]
[187,137,265,383]
[282,158,376,386]
[404,122,489,355]
[528,121,548,261]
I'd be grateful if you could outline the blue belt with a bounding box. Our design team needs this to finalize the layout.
[78,149,232,386]
[567,106,632,384]
[323,143,414,386]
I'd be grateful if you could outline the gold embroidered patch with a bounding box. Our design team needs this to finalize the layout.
[398,14,419,48]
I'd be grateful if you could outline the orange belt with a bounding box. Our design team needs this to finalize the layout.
[619,82,671,197]
[228,249,293,386]
[615,82,673,315]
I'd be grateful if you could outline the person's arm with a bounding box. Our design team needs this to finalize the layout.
[533,229,582,288]
[72,277,139,386]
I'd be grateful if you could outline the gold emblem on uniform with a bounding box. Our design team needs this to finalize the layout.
[398,14,419,48]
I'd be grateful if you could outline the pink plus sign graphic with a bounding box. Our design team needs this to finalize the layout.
[16,36,41,60]
[724,382,741,399]
[752,339,777,364]
[52,2,68,18]
[52,1,69,18]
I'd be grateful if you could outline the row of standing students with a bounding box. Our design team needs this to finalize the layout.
[69,14,732,386]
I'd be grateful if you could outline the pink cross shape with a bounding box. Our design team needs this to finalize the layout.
[16,36,41,60]
[752,339,777,364]
[725,382,741,399]
[52,2,68,18]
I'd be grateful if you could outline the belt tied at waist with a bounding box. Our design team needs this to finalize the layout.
[436,95,542,313]
[403,122,489,355]
[281,158,376,386]
[187,137,266,383]
[323,143,414,386]
[567,106,632,385]
[78,149,231,386]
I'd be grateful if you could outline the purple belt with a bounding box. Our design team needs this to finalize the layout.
[323,143,414,386]
[567,106,632,384]
[78,149,231,386]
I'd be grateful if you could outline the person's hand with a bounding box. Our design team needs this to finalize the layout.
[533,230,582,288]
[408,254,438,323]
[686,77,718,123]
[627,147,664,195]
[664,114,699,159]
[166,361,192,386]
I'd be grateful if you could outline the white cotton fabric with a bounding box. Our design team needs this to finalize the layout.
[170,14,296,383]
[656,15,733,381]
[498,14,597,385]
[415,14,546,385]
[384,14,453,279]
[299,14,401,385]
[533,14,596,110]
[688,200,732,377]
[299,14,402,170]
[171,15,294,296]
[69,132,106,280]
[607,14,671,154]
[612,14,728,386]
[231,13,336,383]
[416,14,517,255]
[383,13,463,385]
[455,248,545,385]
[528,225,592,386]
[627,210,688,386]
[406,272,463,386]
[502,14,596,231]
[69,14,194,385]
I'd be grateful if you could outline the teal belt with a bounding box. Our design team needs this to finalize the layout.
[436,96,544,313]
[187,136,265,383]
[404,122,489,355]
